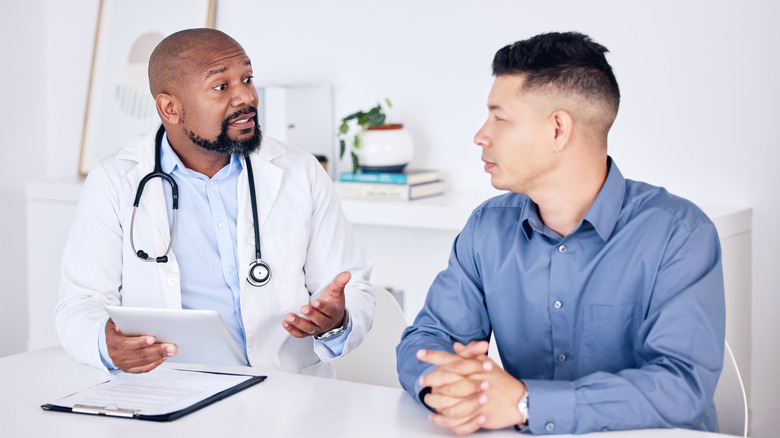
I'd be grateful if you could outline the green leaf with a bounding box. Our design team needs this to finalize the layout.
[384,97,393,108]
[356,112,371,127]
[339,121,349,135]
[353,134,361,149]
[351,151,360,173]
[342,111,362,122]
[339,139,346,159]
[368,112,385,127]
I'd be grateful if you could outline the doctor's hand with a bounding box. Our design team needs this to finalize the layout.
[282,271,350,338]
[417,341,526,435]
[105,318,177,373]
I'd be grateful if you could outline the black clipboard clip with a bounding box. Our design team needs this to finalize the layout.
[72,403,138,418]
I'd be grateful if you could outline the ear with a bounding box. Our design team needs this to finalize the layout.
[155,93,180,124]
[551,110,573,152]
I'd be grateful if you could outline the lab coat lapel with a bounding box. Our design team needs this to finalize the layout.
[237,141,284,272]
[123,132,174,257]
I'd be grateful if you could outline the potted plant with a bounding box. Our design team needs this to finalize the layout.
[338,99,414,173]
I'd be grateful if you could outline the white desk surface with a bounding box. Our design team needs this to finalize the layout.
[2,347,731,438]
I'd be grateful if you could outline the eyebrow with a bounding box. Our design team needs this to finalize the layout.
[203,60,252,80]
[204,66,228,79]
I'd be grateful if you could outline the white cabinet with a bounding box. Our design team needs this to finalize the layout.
[25,181,82,351]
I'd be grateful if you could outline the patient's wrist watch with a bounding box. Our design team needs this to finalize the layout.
[517,390,529,426]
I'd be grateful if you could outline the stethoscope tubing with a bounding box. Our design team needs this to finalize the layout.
[130,125,269,286]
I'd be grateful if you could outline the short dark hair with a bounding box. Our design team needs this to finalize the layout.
[492,32,620,115]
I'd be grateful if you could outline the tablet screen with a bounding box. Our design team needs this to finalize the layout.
[106,306,248,367]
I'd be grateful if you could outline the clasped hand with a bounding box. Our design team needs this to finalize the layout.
[417,341,527,435]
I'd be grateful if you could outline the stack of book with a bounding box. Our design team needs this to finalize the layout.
[335,169,445,201]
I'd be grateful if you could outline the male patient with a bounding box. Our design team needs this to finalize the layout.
[396,32,725,434]
[56,28,374,375]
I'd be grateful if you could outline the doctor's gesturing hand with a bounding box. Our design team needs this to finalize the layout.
[282,271,351,338]
[105,318,177,373]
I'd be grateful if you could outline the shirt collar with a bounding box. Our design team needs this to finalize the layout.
[520,156,626,241]
[159,132,243,180]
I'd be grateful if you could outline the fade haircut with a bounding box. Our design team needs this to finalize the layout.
[492,32,620,132]
[148,28,241,97]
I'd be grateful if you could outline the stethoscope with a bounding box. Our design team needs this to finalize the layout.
[129,125,272,287]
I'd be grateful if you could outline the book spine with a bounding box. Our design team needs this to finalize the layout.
[338,172,408,185]
[335,183,410,200]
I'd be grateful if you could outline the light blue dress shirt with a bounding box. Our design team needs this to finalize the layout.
[396,158,725,434]
[99,134,349,368]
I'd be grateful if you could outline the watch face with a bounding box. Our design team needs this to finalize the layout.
[315,325,347,340]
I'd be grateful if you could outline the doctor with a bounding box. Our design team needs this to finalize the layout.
[56,28,374,376]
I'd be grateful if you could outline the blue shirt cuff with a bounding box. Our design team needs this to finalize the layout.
[522,379,575,434]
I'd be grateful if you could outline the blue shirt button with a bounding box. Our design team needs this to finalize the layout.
[558,353,567,362]
[558,245,567,253]
[553,300,562,309]
[546,422,555,431]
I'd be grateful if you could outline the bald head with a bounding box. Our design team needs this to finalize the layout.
[148,28,244,97]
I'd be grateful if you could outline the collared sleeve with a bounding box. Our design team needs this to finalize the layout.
[303,158,374,361]
[396,210,492,399]
[55,163,123,372]
[523,221,725,434]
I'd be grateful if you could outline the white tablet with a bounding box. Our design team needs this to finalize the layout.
[106,306,248,367]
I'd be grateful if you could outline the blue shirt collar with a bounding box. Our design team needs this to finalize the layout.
[159,132,243,180]
[521,157,626,241]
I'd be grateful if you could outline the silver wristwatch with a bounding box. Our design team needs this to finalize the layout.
[314,324,347,341]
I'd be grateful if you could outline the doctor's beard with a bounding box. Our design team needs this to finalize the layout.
[186,107,262,157]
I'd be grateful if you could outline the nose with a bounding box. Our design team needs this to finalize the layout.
[232,83,256,107]
[474,121,490,148]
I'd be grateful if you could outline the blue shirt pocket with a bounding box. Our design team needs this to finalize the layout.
[583,304,641,373]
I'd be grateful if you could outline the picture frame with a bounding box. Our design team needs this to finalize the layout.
[78,0,216,176]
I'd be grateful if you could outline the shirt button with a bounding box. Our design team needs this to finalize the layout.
[602,427,609,432]
[558,245,567,253]
[218,222,225,229]
[553,300,562,309]
[558,353,567,362]
[227,266,235,273]
[167,277,178,287]
[209,180,215,186]
[546,422,555,431]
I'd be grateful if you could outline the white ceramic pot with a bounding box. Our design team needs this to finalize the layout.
[356,124,414,173]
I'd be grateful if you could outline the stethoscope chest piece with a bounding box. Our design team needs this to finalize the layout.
[247,259,271,287]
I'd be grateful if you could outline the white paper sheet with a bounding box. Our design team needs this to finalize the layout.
[49,367,253,416]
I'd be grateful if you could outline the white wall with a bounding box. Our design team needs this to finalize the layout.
[3,0,779,436]
[0,0,46,357]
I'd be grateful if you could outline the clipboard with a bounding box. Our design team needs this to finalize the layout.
[41,367,266,422]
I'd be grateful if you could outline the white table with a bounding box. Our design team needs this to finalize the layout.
[1,347,732,438]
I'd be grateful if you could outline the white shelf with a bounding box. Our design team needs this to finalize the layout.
[25,180,752,239]
[341,192,752,239]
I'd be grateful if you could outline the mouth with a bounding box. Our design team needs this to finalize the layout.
[227,111,256,130]
[482,159,496,173]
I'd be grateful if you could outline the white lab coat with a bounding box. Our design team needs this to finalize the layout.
[55,130,374,376]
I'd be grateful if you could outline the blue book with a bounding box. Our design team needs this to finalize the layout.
[338,169,439,185]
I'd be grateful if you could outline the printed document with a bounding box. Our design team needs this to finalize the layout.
[49,367,253,416]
